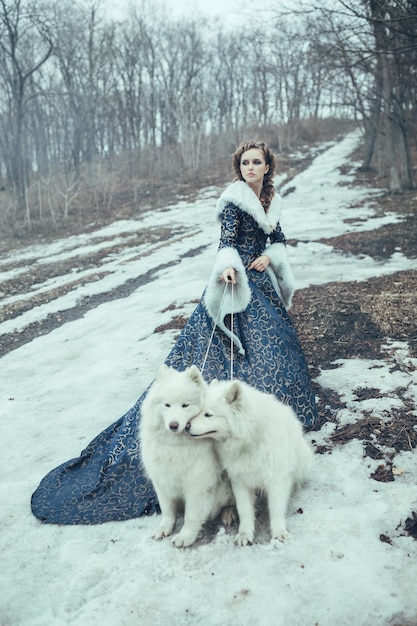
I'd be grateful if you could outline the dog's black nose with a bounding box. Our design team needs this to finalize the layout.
[169,421,179,432]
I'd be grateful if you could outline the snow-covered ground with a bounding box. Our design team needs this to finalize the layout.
[1,130,416,626]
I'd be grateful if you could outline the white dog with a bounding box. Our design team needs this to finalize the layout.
[187,379,313,546]
[140,364,231,548]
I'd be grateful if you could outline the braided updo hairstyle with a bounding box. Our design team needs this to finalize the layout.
[232,140,276,212]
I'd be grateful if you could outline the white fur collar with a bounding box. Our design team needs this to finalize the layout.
[215,180,282,234]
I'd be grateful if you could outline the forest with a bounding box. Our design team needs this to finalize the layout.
[0,0,416,241]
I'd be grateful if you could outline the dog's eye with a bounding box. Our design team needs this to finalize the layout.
[182,403,190,408]
[164,402,171,408]
[204,412,213,418]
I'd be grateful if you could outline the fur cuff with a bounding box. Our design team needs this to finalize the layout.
[264,242,296,309]
[204,247,251,355]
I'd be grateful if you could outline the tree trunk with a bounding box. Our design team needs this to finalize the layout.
[368,0,414,192]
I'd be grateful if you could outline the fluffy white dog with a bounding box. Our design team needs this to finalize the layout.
[140,364,231,548]
[187,379,313,546]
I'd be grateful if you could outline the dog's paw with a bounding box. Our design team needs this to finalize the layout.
[220,505,238,527]
[171,531,197,548]
[235,531,253,546]
[153,525,174,540]
[271,529,290,544]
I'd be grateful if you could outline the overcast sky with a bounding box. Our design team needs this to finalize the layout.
[103,0,251,24]
[165,0,241,16]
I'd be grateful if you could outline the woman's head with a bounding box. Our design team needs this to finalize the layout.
[232,140,276,210]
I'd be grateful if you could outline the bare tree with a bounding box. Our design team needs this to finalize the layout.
[368,0,415,190]
[6,0,416,234]
[0,0,53,214]
[271,0,416,190]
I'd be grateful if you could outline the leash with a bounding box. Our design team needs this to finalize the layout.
[230,280,234,381]
[200,280,235,381]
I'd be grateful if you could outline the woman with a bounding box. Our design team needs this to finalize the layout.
[31,140,319,525]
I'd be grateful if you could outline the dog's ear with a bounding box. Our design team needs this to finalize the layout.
[187,365,205,387]
[224,381,243,406]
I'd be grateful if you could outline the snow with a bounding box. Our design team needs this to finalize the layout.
[1,130,416,626]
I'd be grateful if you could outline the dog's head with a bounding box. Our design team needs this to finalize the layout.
[153,364,207,435]
[186,379,244,440]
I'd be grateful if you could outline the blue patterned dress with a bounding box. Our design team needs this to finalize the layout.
[31,182,319,524]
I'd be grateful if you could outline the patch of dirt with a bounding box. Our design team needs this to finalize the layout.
[155,314,189,334]
[329,400,417,461]
[317,212,417,260]
[291,270,417,378]
[291,268,417,475]
[0,271,113,324]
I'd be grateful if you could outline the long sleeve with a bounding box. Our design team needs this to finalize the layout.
[204,204,251,355]
[269,222,287,246]
[213,204,249,280]
[263,224,295,309]
[218,203,239,249]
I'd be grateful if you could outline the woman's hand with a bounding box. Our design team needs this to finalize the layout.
[221,267,236,284]
[247,255,270,272]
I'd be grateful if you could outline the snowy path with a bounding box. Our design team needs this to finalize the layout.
[1,131,416,626]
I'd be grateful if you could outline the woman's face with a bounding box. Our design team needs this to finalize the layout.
[239,148,269,187]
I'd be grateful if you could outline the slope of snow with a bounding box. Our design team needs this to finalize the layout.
[1,131,416,626]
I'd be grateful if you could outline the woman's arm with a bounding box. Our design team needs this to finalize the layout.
[216,204,245,284]
[247,220,286,273]
[269,222,287,246]
[204,204,251,354]
[259,223,295,309]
